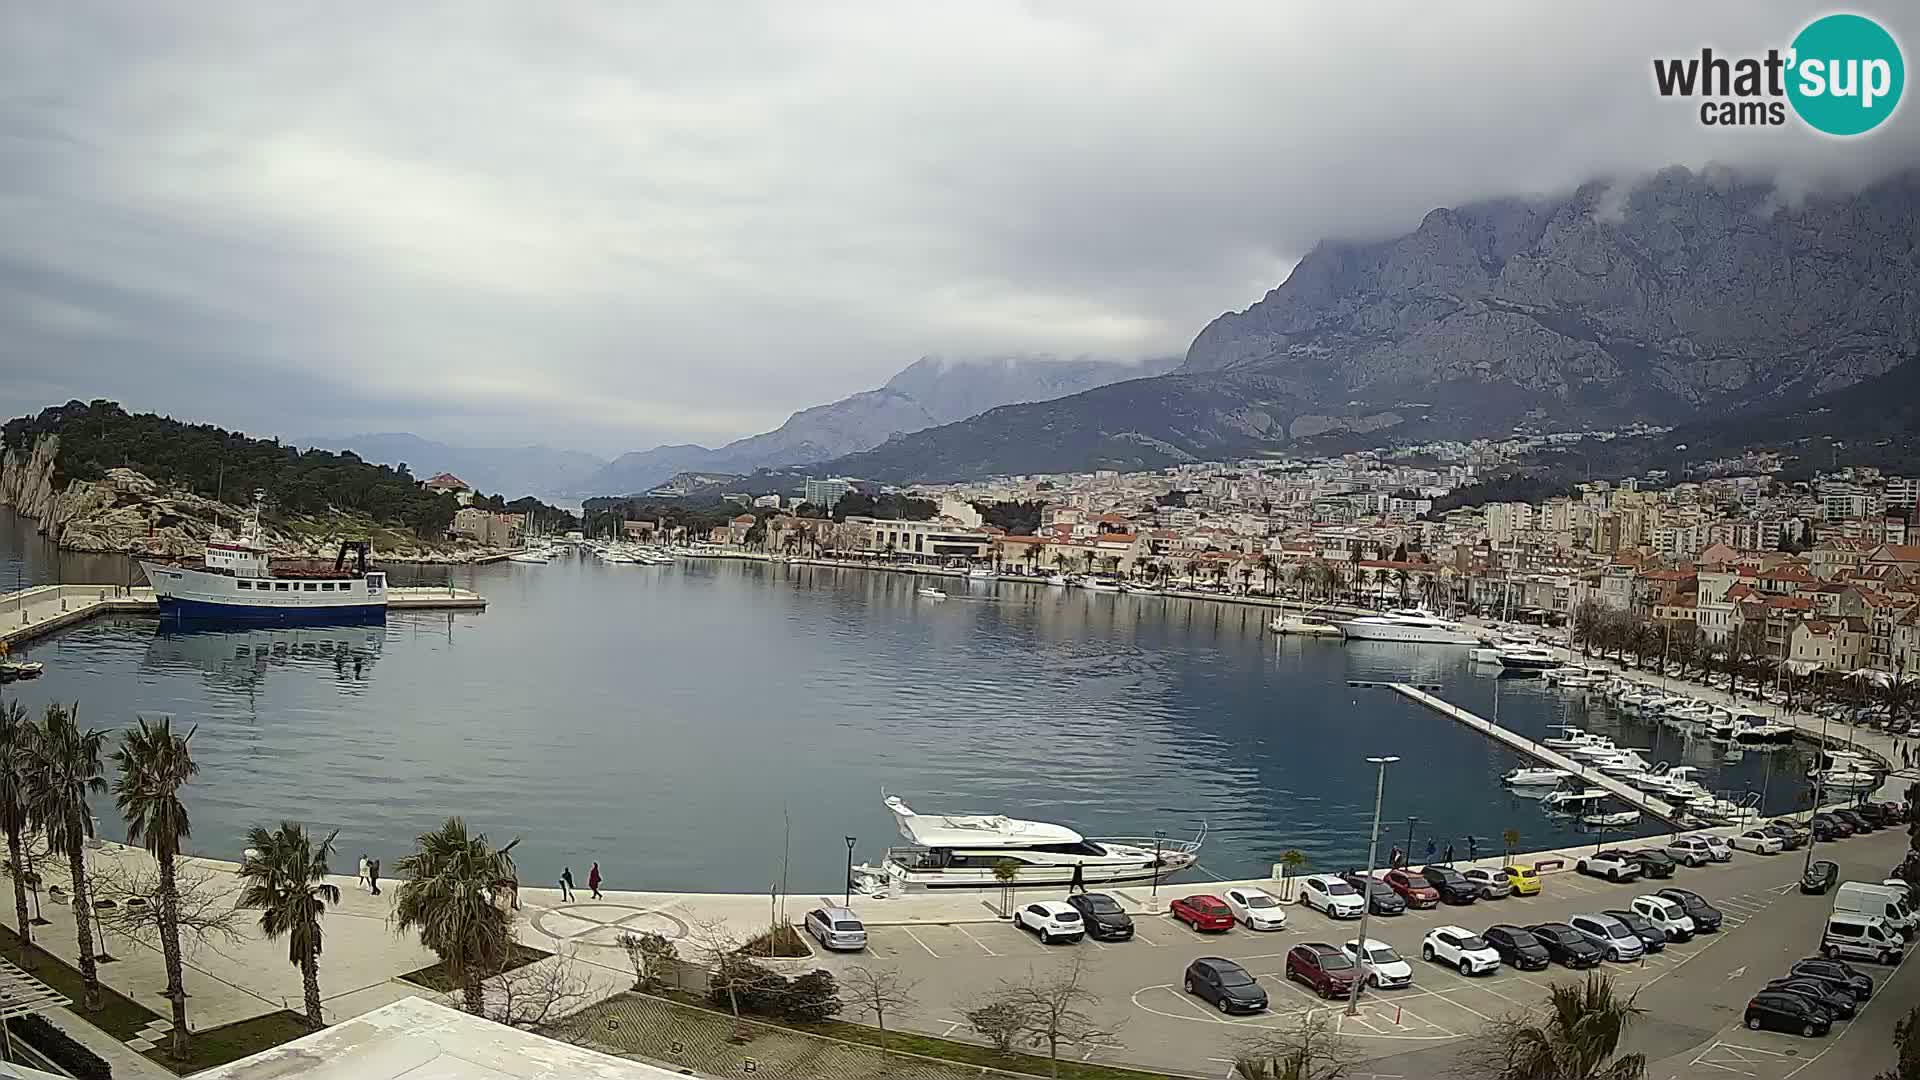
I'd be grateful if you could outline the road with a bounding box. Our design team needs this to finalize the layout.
[806,825,1913,1078]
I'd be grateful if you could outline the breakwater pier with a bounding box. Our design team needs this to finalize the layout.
[1,582,487,648]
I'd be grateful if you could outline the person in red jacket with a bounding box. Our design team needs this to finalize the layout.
[588,861,603,899]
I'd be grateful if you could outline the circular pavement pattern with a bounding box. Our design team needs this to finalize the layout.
[530,903,691,951]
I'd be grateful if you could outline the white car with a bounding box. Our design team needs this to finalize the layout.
[1012,901,1085,944]
[1342,937,1413,988]
[1574,851,1643,883]
[1630,894,1696,939]
[1665,834,1732,866]
[1225,887,1289,931]
[1421,925,1502,975]
[1729,829,1784,855]
[1298,874,1366,919]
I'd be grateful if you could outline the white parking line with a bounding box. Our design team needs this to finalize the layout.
[900,926,940,958]
[954,924,1000,956]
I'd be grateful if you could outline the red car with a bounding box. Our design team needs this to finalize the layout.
[1170,894,1235,932]
[1285,942,1360,999]
[1383,869,1440,909]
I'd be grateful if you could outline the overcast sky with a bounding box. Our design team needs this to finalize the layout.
[4,2,1917,457]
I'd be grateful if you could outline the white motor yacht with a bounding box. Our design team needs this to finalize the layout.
[1542,725,1594,751]
[1732,718,1794,747]
[1563,738,1622,761]
[1497,645,1563,671]
[916,587,948,600]
[1542,789,1608,813]
[1270,611,1344,637]
[1081,579,1122,593]
[967,567,997,580]
[1045,574,1071,587]
[1335,607,1483,645]
[847,795,1204,893]
[1502,766,1573,786]
[1810,751,1883,792]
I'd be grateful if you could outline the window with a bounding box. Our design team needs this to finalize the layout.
[237,581,252,590]
[276,582,291,591]
[304,583,318,591]
[320,582,335,591]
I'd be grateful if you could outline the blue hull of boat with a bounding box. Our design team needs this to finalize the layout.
[156,597,387,624]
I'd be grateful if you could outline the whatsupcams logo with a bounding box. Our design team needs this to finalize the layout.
[1653,13,1904,135]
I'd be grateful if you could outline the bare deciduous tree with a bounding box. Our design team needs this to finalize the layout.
[965,999,1026,1054]
[982,955,1119,1078]
[616,930,679,991]
[842,965,917,1053]
[486,949,594,1029]
[90,859,244,956]
[1234,1013,1357,1080]
[688,917,751,1029]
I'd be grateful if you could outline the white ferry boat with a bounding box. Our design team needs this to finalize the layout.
[847,795,1203,893]
[1336,607,1483,645]
[138,501,386,623]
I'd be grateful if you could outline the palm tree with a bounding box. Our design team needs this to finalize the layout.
[1394,567,1412,604]
[1489,974,1646,1079]
[237,822,340,1030]
[112,716,198,1058]
[24,702,107,1011]
[393,817,520,1015]
[0,702,35,967]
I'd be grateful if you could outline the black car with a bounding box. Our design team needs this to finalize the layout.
[1066,892,1134,940]
[1601,909,1668,952]
[1745,991,1832,1037]
[1600,848,1675,879]
[1834,809,1875,834]
[1420,865,1481,906]
[1483,924,1552,970]
[1763,977,1856,1019]
[1527,923,1604,968]
[1801,860,1839,895]
[1761,821,1808,850]
[1789,957,1875,1001]
[1340,872,1407,916]
[1811,812,1854,839]
[1183,957,1269,1014]
[1853,803,1894,827]
[1657,888,1723,932]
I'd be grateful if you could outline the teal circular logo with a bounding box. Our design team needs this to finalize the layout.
[1788,14,1904,136]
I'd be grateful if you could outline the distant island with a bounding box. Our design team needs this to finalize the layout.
[0,400,572,560]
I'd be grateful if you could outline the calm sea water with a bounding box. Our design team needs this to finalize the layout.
[0,509,1815,893]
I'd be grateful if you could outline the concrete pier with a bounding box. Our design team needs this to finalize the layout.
[1,583,487,648]
[1388,681,1686,825]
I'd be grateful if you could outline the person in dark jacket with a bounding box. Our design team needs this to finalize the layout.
[560,867,575,901]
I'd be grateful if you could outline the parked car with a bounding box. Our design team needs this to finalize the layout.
[1066,892,1134,941]
[1763,977,1856,1019]
[1598,848,1675,879]
[1501,865,1542,896]
[1744,991,1832,1038]
[1170,894,1235,933]
[1224,887,1289,931]
[1183,957,1268,1014]
[1600,908,1668,952]
[1822,914,1906,965]
[1382,869,1440,909]
[1810,813,1854,839]
[1834,809,1876,834]
[1420,865,1482,905]
[1629,894,1696,941]
[1462,867,1513,899]
[1787,957,1875,1001]
[1730,829,1786,855]
[1762,821,1809,850]
[1568,913,1646,962]
[1574,851,1643,883]
[1673,834,1733,865]
[1285,942,1361,999]
[1801,860,1840,895]
[1527,922,1605,968]
[1855,803,1895,827]
[1420,925,1501,975]
[1298,875,1366,919]
[802,906,868,952]
[1340,872,1407,915]
[1341,938,1414,989]
[1013,901,1085,944]
[1482,924,1553,970]
[1656,888,1723,932]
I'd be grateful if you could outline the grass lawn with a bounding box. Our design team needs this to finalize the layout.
[399,942,552,992]
[806,1020,1182,1080]
[0,922,161,1040]
[144,1010,314,1074]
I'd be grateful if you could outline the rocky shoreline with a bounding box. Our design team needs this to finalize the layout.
[0,433,500,564]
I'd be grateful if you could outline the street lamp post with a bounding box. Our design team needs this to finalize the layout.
[843,836,857,908]
[1803,710,1832,878]
[1348,755,1400,1017]
[1403,816,1419,865]
[1152,830,1166,902]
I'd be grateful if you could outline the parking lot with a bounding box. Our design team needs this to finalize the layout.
[809,826,1914,1077]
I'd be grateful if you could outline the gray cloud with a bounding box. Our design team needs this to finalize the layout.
[3,1,1917,454]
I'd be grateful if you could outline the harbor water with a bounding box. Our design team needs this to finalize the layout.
[1,509,1818,893]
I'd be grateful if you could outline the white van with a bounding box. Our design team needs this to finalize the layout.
[1823,913,1905,965]
[1835,882,1917,939]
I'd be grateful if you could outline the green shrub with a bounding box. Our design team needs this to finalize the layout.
[784,969,842,1024]
[14,1013,113,1080]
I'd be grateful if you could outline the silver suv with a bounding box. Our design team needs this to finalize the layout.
[1568,913,1645,962]
[803,905,868,951]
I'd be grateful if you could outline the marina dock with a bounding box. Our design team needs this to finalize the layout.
[1,582,486,648]
[1388,681,1685,826]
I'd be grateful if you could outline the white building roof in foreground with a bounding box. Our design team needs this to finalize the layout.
[195,996,683,1080]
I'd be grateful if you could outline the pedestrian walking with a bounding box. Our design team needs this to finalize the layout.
[588,861,603,900]
[1068,863,1086,894]
[1466,835,1478,862]
[1444,842,1455,865]
[356,854,370,893]
[560,867,575,902]
[368,857,381,897]
[1424,836,1436,864]
[1389,845,1402,869]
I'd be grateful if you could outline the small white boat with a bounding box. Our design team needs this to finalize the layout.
[507,549,551,564]
[1733,721,1795,747]
[916,587,948,600]
[1542,725,1592,751]
[1543,789,1608,813]
[1581,810,1642,828]
[1502,766,1572,786]
[1563,738,1622,761]
[1081,579,1122,593]
[1045,574,1071,587]
[967,568,997,580]
[1270,611,1343,637]
[1498,645,1563,671]
[0,660,45,682]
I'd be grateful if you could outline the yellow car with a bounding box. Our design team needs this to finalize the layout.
[1501,865,1542,896]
